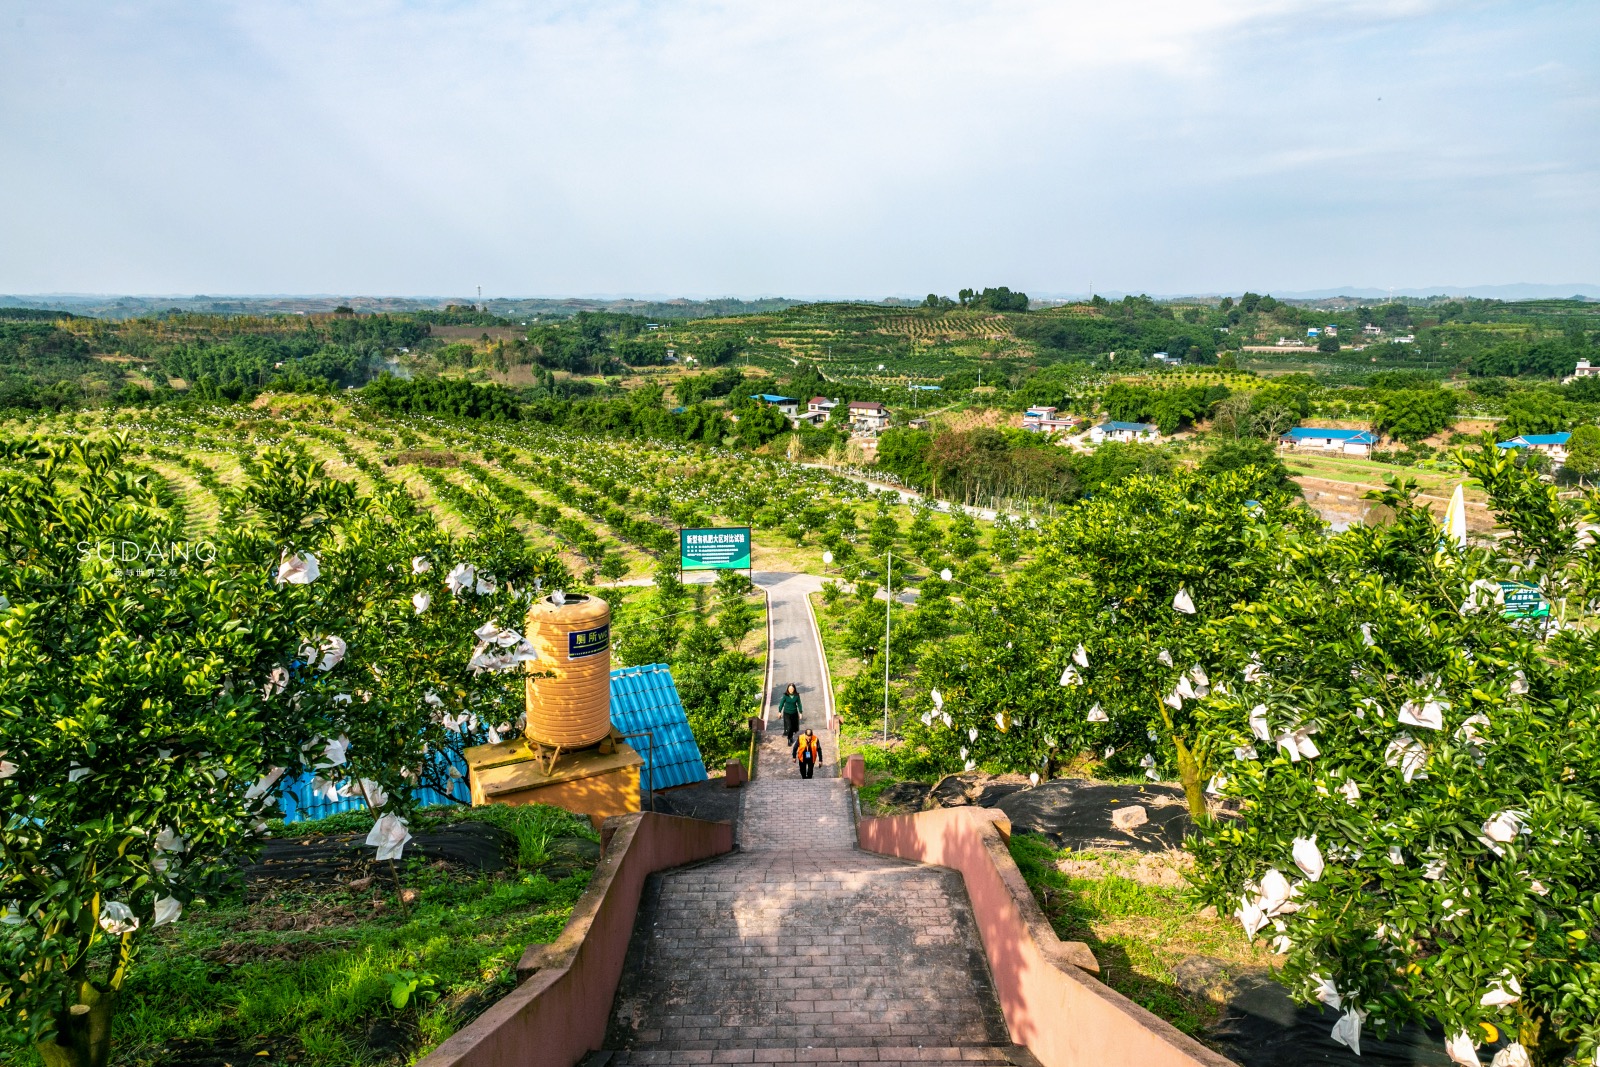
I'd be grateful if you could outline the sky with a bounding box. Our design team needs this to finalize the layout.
[2,0,1597,299]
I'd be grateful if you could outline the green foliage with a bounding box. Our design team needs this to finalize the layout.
[1565,425,1600,485]
[1374,388,1459,442]
[1102,382,1228,434]
[0,437,553,1063]
[1500,390,1575,438]
[958,287,1029,312]
[911,466,1312,807]
[1197,438,1300,495]
[1188,469,1600,1064]
[383,969,438,1011]
[361,375,523,420]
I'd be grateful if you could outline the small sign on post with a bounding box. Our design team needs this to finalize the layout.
[1500,581,1549,619]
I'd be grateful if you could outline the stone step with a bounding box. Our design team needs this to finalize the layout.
[600,1045,1022,1066]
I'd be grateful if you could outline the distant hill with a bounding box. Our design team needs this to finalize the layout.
[0,294,808,322]
[0,306,79,321]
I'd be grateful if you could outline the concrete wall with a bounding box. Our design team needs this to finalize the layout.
[418,812,734,1067]
[858,807,1237,1067]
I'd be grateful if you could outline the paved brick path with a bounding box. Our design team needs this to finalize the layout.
[607,774,1011,1063]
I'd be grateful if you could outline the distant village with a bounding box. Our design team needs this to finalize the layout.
[739,353,1598,470]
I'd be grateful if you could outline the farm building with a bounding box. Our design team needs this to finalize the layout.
[749,394,800,417]
[1279,427,1378,456]
[1498,432,1571,463]
[1089,421,1159,444]
[1022,406,1079,434]
[848,400,890,434]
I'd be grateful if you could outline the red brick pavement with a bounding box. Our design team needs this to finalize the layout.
[607,775,1010,1059]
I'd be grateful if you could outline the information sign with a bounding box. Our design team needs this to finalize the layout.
[680,527,752,571]
[1500,581,1550,619]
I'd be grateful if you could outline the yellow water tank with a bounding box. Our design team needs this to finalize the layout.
[524,593,612,748]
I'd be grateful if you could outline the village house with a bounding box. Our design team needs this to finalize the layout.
[1362,324,1383,336]
[1089,421,1160,444]
[748,394,800,418]
[1021,406,1079,434]
[1278,427,1377,457]
[1570,361,1600,381]
[1498,432,1571,465]
[808,396,841,415]
[848,400,890,434]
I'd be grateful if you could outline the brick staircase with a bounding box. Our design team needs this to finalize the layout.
[601,751,1017,1065]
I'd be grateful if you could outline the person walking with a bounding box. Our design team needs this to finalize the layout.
[779,683,803,745]
[793,728,822,780]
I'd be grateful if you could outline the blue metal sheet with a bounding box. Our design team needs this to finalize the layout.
[275,747,472,824]
[608,663,708,793]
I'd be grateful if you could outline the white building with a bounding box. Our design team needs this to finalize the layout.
[1022,406,1079,434]
[1089,421,1160,444]
[1279,427,1377,457]
[848,401,891,434]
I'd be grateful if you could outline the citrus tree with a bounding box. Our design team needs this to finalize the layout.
[0,439,563,1067]
[0,438,303,1066]
[1188,463,1600,1066]
[909,466,1311,813]
[219,448,568,823]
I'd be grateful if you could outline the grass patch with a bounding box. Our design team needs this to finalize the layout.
[1008,833,1277,1039]
[6,804,597,1067]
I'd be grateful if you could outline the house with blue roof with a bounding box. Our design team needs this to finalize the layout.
[748,394,800,417]
[607,663,708,795]
[1089,421,1160,444]
[1498,432,1571,464]
[1279,426,1378,457]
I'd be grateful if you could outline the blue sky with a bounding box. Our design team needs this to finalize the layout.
[2,0,1596,298]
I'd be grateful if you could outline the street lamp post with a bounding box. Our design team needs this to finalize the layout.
[884,550,892,742]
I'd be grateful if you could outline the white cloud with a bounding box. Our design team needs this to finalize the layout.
[0,0,1594,295]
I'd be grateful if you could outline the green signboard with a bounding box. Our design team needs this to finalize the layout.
[681,527,752,571]
[1500,581,1550,619]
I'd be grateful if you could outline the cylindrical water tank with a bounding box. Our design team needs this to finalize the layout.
[524,593,612,748]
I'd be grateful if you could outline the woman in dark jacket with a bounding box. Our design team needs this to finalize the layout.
[779,683,803,744]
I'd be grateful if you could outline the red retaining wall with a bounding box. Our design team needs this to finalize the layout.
[858,807,1237,1067]
[418,812,734,1067]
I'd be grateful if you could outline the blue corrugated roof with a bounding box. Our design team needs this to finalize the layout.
[1499,432,1570,448]
[1098,421,1157,432]
[749,394,798,404]
[1282,427,1377,444]
[609,663,708,792]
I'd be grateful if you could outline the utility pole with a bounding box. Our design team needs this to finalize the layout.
[883,550,892,742]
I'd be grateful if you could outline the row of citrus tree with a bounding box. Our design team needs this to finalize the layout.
[901,444,1600,1067]
[0,436,566,1067]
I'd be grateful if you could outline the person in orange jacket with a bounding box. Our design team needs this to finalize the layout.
[792,728,822,780]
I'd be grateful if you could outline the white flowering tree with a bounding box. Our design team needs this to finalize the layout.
[909,467,1311,814]
[1189,468,1600,1067]
[220,449,568,830]
[0,440,565,1067]
[0,438,300,1066]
